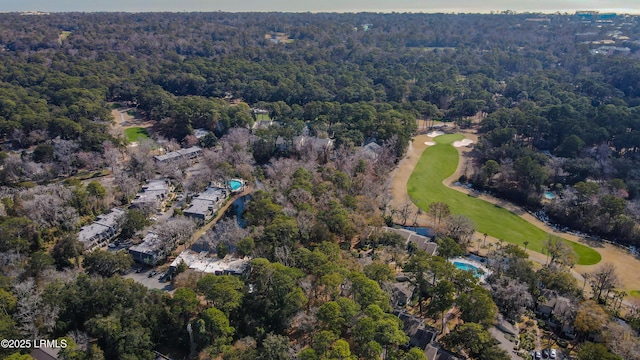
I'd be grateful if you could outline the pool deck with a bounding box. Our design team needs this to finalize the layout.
[450,257,492,282]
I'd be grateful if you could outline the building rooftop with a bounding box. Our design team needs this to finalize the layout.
[170,249,248,275]
[95,208,125,227]
[184,199,215,217]
[129,232,163,256]
[154,146,202,162]
[78,208,125,246]
[377,227,438,255]
[193,128,210,139]
[194,186,227,202]
[78,222,110,244]
[143,179,171,192]
[177,146,203,157]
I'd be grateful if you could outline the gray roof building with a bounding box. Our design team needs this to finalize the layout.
[154,146,203,163]
[131,179,173,211]
[184,185,228,221]
[128,232,164,265]
[78,208,126,250]
[375,227,438,256]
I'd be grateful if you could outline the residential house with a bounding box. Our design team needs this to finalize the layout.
[30,347,60,360]
[536,289,577,339]
[397,312,464,359]
[373,227,438,256]
[392,282,415,308]
[424,343,464,360]
[130,179,174,212]
[358,141,383,160]
[294,136,334,152]
[153,146,203,163]
[193,128,210,139]
[128,232,165,265]
[398,312,439,350]
[78,208,126,251]
[183,185,228,222]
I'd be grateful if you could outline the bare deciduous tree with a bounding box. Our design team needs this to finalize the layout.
[489,277,533,320]
[444,214,476,247]
[589,263,619,303]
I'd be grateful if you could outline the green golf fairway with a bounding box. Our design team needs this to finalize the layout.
[407,134,601,266]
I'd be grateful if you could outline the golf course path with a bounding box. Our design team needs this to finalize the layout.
[389,130,640,295]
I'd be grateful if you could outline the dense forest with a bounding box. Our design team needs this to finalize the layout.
[1,11,640,360]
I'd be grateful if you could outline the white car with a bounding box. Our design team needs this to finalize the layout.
[549,349,556,359]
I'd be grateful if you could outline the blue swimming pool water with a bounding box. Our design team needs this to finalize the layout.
[544,191,555,200]
[453,261,481,277]
[229,180,243,191]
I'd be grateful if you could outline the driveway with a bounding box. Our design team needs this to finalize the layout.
[489,327,520,360]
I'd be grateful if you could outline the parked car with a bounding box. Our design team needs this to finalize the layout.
[542,349,549,358]
[534,350,541,360]
[549,349,556,359]
[148,270,158,278]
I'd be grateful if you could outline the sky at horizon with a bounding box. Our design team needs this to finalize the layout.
[2,0,639,14]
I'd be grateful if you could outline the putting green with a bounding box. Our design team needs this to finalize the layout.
[407,134,601,266]
[124,127,149,142]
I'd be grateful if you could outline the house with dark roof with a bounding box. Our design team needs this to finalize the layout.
[392,282,415,308]
[376,227,438,256]
[424,343,464,360]
[30,347,60,360]
[396,312,464,359]
[398,312,439,350]
[536,289,576,339]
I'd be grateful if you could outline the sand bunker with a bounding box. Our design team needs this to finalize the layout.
[427,130,444,138]
[424,141,436,146]
[453,139,474,147]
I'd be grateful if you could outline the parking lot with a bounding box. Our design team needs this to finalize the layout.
[124,267,174,292]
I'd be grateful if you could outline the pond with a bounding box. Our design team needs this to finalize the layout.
[223,194,250,228]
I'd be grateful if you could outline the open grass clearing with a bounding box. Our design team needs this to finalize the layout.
[255,113,271,121]
[407,133,601,266]
[124,127,150,142]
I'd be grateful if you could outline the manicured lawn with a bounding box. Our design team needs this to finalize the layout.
[255,113,271,121]
[407,134,601,266]
[124,127,149,142]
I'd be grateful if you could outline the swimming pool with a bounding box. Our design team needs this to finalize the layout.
[544,191,555,200]
[450,258,491,281]
[229,179,243,192]
[453,261,481,277]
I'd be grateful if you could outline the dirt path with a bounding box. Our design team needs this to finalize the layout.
[388,130,640,295]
